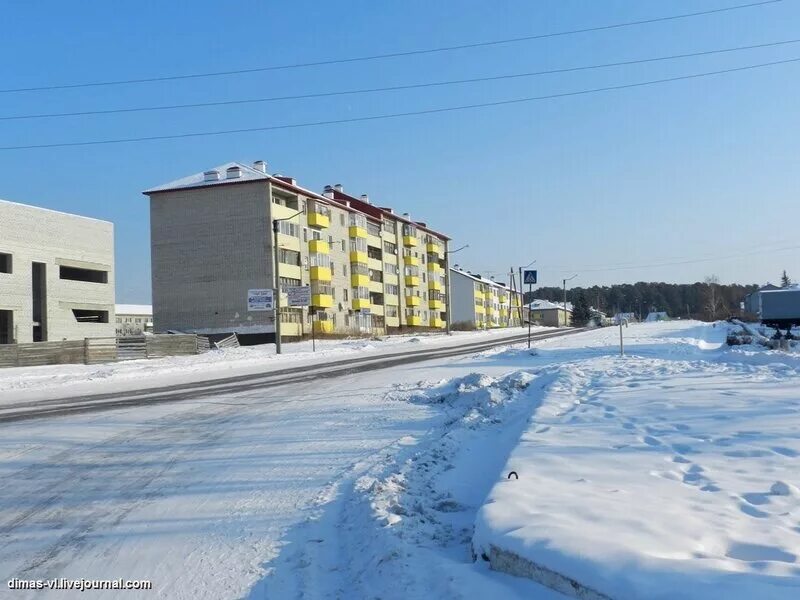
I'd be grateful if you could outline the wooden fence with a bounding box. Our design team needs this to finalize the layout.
[0,334,209,369]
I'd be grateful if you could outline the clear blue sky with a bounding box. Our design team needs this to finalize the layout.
[2,1,799,302]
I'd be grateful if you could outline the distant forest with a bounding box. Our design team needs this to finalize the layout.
[526,281,759,321]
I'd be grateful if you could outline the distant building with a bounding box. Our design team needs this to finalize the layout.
[0,199,115,344]
[115,305,153,336]
[743,283,780,315]
[613,312,637,325]
[645,312,669,322]
[449,267,522,329]
[526,299,572,327]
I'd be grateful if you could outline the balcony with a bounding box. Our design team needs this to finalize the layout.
[310,266,331,282]
[312,294,333,308]
[426,241,441,255]
[475,304,485,313]
[350,250,368,264]
[428,298,443,310]
[308,211,330,229]
[351,273,370,287]
[405,275,420,287]
[499,295,508,303]
[402,235,417,247]
[353,298,371,311]
[431,317,445,329]
[407,315,422,326]
[403,255,419,266]
[406,295,421,307]
[428,279,442,292]
[427,261,442,272]
[349,225,367,239]
[308,239,329,254]
[312,320,333,333]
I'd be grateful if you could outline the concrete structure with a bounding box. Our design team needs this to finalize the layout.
[0,199,115,344]
[115,304,153,336]
[449,267,522,330]
[526,299,572,327]
[143,162,450,341]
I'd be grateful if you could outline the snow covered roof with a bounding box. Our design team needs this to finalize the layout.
[115,304,153,316]
[0,198,111,225]
[528,299,572,312]
[449,267,519,293]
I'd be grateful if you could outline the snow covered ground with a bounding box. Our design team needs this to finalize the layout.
[2,321,798,599]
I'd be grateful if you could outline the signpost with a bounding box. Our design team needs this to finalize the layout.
[247,289,274,312]
[523,270,537,348]
[286,286,314,351]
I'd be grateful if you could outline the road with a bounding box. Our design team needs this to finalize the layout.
[0,328,585,599]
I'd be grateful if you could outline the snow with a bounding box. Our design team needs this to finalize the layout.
[115,304,153,315]
[473,321,800,599]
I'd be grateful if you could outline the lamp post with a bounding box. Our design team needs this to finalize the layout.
[563,274,577,327]
[444,243,469,336]
[272,209,304,355]
[518,260,536,327]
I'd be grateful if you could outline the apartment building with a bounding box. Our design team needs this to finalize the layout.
[115,304,153,336]
[449,267,522,330]
[143,161,450,342]
[0,199,115,344]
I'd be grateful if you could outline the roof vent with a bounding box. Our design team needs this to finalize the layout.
[416,221,427,227]
[380,206,394,214]
[361,194,370,204]
[402,212,410,220]
[203,170,220,182]
[334,183,344,192]
[253,160,267,173]
[226,166,242,179]
[323,185,334,199]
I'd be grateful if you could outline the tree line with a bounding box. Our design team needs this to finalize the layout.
[525,280,761,322]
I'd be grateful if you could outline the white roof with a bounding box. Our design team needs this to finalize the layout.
[449,267,517,292]
[0,198,111,225]
[116,304,153,316]
[528,299,572,312]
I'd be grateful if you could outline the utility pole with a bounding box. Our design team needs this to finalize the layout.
[272,209,304,355]
[563,274,577,327]
[444,243,468,335]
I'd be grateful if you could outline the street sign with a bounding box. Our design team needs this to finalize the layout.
[523,270,538,285]
[287,286,311,307]
[247,288,274,311]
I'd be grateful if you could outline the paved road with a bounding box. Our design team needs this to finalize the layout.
[0,328,586,423]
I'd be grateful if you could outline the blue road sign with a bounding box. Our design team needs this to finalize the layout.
[523,270,538,285]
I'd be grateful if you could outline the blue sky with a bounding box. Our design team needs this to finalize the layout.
[2,1,799,302]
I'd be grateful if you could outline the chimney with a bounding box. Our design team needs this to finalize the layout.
[252,160,267,173]
[402,212,410,220]
[226,166,242,179]
[323,185,334,199]
[203,170,220,182]
[380,206,394,214]
[334,183,344,192]
[360,194,370,204]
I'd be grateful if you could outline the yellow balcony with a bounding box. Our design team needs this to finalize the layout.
[431,318,445,328]
[427,262,442,272]
[403,255,419,266]
[403,235,417,247]
[407,315,422,326]
[353,298,371,310]
[500,295,508,303]
[475,304,485,313]
[313,320,333,333]
[308,240,329,254]
[488,306,497,314]
[405,275,420,287]
[428,298,443,310]
[350,251,368,264]
[310,266,331,282]
[349,226,367,238]
[428,280,442,292]
[312,294,333,308]
[308,212,330,229]
[484,290,493,298]
[474,289,484,299]
[351,273,370,287]
[406,295,421,307]
[426,242,441,255]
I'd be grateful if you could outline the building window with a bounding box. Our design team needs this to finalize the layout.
[279,249,301,266]
[72,309,109,323]
[386,284,399,296]
[383,220,396,234]
[340,214,345,226]
[278,221,300,237]
[329,235,334,244]
[279,276,301,292]
[0,252,11,274]
[383,241,397,255]
[303,228,308,242]
[367,221,381,236]
[367,246,382,261]
[343,264,348,276]
[59,265,108,284]
[341,240,346,252]
[343,288,349,301]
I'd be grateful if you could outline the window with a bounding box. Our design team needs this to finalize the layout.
[383,241,397,255]
[278,221,300,237]
[343,264,348,276]
[383,220,396,234]
[59,265,108,284]
[370,292,384,305]
[329,235,334,244]
[386,305,398,317]
[349,213,367,228]
[384,263,399,275]
[350,238,367,253]
[369,269,383,283]
[279,249,301,266]
[386,284,399,296]
[72,309,109,323]
[311,230,322,241]
[343,288,349,301]
[279,276,301,292]
[303,228,308,242]
[309,253,330,267]
[367,246,382,260]
[367,221,381,236]
[0,252,11,274]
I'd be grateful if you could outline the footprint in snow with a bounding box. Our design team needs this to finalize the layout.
[771,447,799,458]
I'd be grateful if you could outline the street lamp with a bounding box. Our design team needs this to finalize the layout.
[272,209,304,355]
[518,259,536,326]
[444,243,469,336]
[563,274,577,327]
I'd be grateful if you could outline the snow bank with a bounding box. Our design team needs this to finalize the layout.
[473,322,800,599]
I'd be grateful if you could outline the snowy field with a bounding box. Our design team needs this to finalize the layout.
[1,321,798,599]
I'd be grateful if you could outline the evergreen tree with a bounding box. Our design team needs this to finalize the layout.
[781,270,792,288]
[571,292,592,327]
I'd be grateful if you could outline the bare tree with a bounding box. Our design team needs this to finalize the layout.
[704,275,724,321]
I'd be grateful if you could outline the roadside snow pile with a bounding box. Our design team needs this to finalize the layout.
[473,329,800,599]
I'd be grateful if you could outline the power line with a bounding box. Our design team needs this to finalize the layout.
[0,0,783,94]
[2,56,797,151]
[4,38,798,122]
